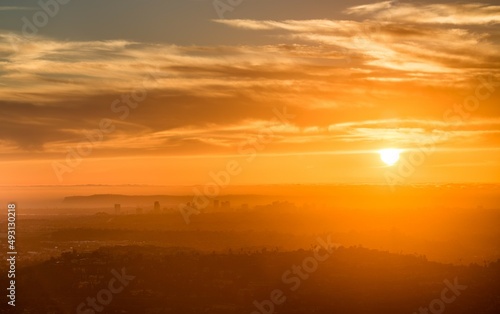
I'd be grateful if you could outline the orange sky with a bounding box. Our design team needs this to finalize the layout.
[0,1,499,186]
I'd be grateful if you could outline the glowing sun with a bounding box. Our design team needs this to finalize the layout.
[379,148,401,166]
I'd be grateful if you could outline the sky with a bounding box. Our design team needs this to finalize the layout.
[0,0,499,187]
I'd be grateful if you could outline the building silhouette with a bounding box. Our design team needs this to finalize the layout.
[221,201,231,211]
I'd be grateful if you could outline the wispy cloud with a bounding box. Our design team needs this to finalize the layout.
[216,17,499,74]
[0,2,499,161]
[0,6,36,11]
[345,1,500,25]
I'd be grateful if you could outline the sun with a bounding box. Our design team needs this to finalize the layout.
[379,148,401,166]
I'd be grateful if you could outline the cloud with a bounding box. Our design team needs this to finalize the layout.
[345,1,500,25]
[217,17,500,74]
[344,1,394,16]
[0,2,499,160]
[0,6,36,11]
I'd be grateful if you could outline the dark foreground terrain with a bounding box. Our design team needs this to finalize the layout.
[1,245,499,314]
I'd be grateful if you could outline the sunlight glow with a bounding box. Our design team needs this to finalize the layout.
[379,148,401,166]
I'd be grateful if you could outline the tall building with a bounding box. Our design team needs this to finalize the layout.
[154,201,160,213]
[221,201,231,211]
[114,204,121,215]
